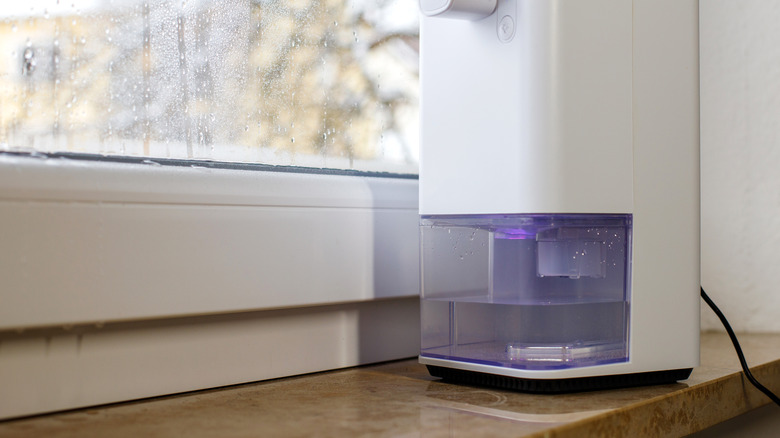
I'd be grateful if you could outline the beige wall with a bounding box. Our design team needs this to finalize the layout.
[701,1,780,333]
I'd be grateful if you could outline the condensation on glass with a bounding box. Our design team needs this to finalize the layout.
[420,214,632,370]
[0,0,419,173]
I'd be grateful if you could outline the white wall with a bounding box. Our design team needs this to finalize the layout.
[701,1,780,332]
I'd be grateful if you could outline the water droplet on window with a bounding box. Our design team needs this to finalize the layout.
[3,0,420,172]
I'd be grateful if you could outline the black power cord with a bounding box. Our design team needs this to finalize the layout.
[701,287,780,407]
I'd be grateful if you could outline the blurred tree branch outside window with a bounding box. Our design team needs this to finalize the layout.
[0,0,419,173]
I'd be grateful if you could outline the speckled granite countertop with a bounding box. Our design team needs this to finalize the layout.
[1,332,778,437]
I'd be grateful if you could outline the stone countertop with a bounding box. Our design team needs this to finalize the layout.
[1,332,778,437]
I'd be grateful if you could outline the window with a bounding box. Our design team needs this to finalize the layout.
[0,0,421,419]
[0,0,420,173]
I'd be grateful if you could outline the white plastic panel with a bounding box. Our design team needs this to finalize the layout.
[628,0,700,371]
[420,0,633,215]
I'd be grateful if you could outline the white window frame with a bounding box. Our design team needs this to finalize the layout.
[0,153,420,419]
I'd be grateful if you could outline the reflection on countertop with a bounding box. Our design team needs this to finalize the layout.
[1,332,779,437]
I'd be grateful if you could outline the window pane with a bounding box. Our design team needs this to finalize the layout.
[0,0,419,173]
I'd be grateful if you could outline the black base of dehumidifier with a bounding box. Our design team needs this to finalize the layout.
[426,365,693,394]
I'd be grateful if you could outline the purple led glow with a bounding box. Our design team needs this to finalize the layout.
[494,228,537,239]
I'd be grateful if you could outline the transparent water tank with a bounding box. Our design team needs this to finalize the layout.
[420,214,632,370]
